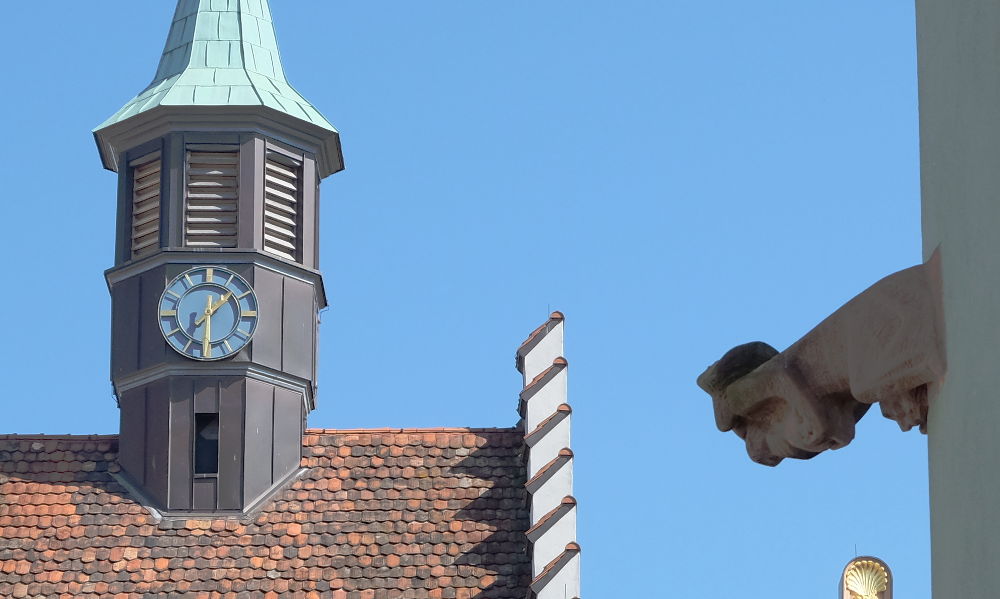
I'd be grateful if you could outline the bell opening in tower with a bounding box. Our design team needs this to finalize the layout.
[194,413,220,475]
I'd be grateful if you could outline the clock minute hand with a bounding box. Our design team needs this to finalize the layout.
[202,294,212,358]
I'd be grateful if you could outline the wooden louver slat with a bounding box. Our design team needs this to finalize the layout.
[185,150,239,248]
[131,156,161,258]
[262,152,300,261]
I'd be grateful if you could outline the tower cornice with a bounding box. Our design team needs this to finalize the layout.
[94,99,343,179]
[103,246,328,309]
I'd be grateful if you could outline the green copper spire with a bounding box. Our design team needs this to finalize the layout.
[98,0,335,131]
[94,0,342,176]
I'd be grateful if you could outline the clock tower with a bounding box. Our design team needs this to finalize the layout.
[94,0,342,514]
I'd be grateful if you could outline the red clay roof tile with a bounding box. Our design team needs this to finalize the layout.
[525,495,576,541]
[529,541,581,592]
[523,358,568,392]
[524,404,573,447]
[515,312,565,364]
[0,430,531,598]
[524,448,573,493]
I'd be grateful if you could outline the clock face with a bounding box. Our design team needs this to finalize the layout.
[158,266,259,361]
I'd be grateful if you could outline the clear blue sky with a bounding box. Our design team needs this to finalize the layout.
[0,2,926,597]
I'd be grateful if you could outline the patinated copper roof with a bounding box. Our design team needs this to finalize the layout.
[0,429,530,598]
[96,0,337,134]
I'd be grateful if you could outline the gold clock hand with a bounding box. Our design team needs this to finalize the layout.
[202,294,212,358]
[195,290,234,326]
[209,290,233,315]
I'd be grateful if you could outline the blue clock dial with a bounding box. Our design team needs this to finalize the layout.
[158,266,259,360]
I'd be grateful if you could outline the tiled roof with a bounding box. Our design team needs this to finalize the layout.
[0,429,530,598]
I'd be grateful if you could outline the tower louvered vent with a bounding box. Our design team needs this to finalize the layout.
[185,149,239,248]
[131,154,161,258]
[263,152,301,261]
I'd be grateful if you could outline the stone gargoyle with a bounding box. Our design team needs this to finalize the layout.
[697,252,946,466]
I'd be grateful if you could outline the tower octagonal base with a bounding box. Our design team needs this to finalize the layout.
[118,375,305,515]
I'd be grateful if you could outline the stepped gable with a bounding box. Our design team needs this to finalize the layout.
[515,312,581,599]
[0,430,531,598]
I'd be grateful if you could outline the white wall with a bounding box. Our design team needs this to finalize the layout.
[916,2,1000,596]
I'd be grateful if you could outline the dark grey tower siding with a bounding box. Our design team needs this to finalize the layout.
[99,1,341,515]
[104,128,331,514]
[118,376,306,513]
[109,262,320,384]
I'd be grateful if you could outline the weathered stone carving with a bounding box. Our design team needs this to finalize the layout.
[697,252,945,466]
